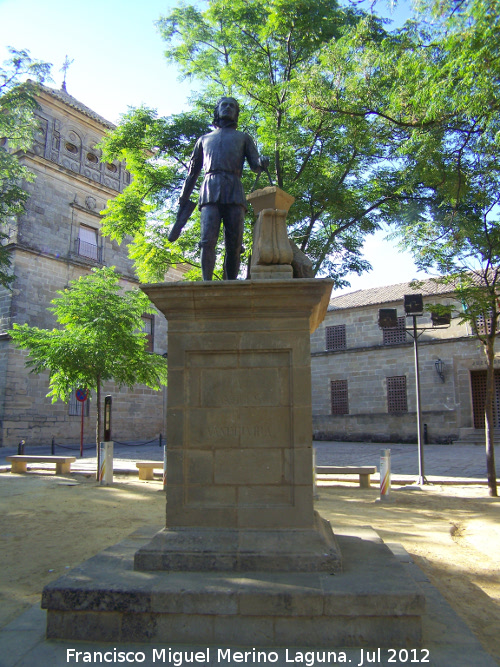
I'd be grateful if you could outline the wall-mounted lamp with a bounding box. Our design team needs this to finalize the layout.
[435,358,445,383]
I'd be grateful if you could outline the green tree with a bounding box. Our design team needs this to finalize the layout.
[0,47,52,287]
[10,267,168,463]
[361,0,500,495]
[399,0,499,496]
[303,0,499,493]
[402,218,500,496]
[99,0,413,287]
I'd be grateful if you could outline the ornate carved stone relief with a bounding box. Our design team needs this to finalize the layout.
[33,117,48,156]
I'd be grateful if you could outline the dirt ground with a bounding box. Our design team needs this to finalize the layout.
[0,471,499,664]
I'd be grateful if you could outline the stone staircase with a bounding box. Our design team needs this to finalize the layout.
[452,428,500,445]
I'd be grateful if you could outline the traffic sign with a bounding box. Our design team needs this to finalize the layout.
[76,388,89,402]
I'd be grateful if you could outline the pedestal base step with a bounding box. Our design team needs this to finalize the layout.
[134,512,341,573]
[42,525,424,647]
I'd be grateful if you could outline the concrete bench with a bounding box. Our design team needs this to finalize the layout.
[6,455,76,475]
[315,465,377,488]
[136,461,163,481]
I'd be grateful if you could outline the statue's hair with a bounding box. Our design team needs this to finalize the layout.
[213,96,240,127]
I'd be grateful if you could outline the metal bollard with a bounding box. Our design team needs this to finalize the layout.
[18,439,25,455]
[380,449,391,501]
[99,441,114,485]
[51,437,55,455]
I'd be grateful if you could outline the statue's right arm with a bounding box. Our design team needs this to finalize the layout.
[178,138,203,202]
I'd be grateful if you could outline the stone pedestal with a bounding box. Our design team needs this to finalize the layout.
[41,279,425,647]
[134,279,341,572]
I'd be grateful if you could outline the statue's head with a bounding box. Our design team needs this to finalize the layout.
[213,96,240,128]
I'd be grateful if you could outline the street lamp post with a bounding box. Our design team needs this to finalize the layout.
[403,295,426,485]
[378,294,450,486]
[409,311,426,484]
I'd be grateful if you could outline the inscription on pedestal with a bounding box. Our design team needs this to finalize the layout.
[183,349,294,509]
[208,425,273,438]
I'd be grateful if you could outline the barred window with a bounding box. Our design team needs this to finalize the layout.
[383,316,407,345]
[331,379,349,415]
[387,376,408,413]
[68,390,90,417]
[326,324,346,350]
[77,224,98,260]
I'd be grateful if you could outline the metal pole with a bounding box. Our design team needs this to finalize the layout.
[413,315,425,484]
[80,403,84,458]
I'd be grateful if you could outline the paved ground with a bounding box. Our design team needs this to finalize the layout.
[0,439,498,666]
[0,439,496,484]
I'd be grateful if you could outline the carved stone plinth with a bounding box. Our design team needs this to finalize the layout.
[134,279,341,572]
[247,186,295,280]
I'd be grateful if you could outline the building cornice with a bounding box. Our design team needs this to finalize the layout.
[311,335,478,357]
[18,151,124,198]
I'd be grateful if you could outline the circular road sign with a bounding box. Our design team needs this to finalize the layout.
[75,388,89,402]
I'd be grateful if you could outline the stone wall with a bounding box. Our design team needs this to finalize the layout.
[311,298,498,443]
[0,87,171,447]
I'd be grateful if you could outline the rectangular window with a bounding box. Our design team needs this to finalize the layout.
[142,313,154,353]
[326,324,346,350]
[383,316,407,345]
[68,390,90,416]
[330,379,349,415]
[78,224,98,260]
[387,376,408,413]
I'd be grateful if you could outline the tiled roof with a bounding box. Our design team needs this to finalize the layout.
[36,83,116,130]
[328,277,455,311]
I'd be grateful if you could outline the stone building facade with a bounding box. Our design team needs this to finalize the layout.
[311,279,500,444]
[0,84,180,448]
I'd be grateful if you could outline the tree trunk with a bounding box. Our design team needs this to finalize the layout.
[484,340,498,497]
[95,378,101,482]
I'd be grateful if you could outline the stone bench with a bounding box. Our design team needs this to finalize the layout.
[315,465,377,488]
[6,455,76,475]
[136,461,163,481]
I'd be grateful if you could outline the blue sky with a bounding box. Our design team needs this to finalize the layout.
[0,0,429,292]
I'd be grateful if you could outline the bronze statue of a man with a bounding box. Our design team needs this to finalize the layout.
[170,97,269,280]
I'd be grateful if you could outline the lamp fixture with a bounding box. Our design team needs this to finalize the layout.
[404,294,424,316]
[435,358,445,383]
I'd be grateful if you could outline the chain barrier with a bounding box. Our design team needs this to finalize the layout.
[112,437,161,447]
[15,435,164,456]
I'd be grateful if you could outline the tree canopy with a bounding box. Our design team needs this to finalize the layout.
[361,0,500,495]
[100,0,425,286]
[0,47,52,288]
